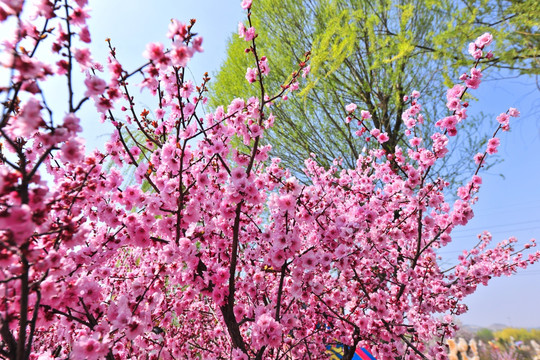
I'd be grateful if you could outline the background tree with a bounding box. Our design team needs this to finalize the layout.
[210,0,539,183]
[476,328,495,343]
[494,328,540,343]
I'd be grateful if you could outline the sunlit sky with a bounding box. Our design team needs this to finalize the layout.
[34,0,540,328]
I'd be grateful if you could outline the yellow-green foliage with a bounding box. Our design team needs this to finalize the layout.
[476,328,495,343]
[303,4,363,95]
[210,0,314,108]
[209,35,252,108]
[494,328,540,343]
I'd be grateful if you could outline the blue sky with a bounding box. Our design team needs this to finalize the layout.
[81,1,540,328]
[445,73,540,328]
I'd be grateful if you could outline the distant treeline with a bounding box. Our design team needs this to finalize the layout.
[476,328,540,344]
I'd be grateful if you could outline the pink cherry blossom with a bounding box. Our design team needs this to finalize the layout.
[361,110,372,120]
[245,67,257,83]
[59,137,85,162]
[170,45,192,67]
[71,337,107,360]
[486,137,500,154]
[167,19,187,40]
[237,21,246,38]
[377,132,389,143]
[74,47,92,68]
[12,97,43,137]
[84,75,107,97]
[244,26,256,41]
[475,32,493,48]
[345,103,357,113]
[69,6,90,25]
[143,42,165,62]
[508,107,520,117]
[0,6,535,360]
[79,25,91,42]
[241,0,253,9]
[497,112,509,126]
[302,64,310,77]
[258,56,269,75]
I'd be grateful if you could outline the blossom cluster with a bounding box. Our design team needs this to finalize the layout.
[0,1,538,360]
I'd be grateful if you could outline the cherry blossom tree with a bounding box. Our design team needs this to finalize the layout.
[0,0,538,359]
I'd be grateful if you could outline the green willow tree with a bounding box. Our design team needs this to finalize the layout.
[210,0,539,183]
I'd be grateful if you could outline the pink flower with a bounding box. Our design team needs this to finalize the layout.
[238,22,246,38]
[0,0,23,16]
[467,42,477,56]
[302,65,310,78]
[0,204,35,243]
[441,115,458,129]
[241,0,253,9]
[74,48,92,67]
[471,68,482,78]
[95,96,112,113]
[231,167,246,185]
[59,138,85,163]
[78,26,91,43]
[465,77,481,89]
[508,107,520,117]
[370,128,380,138]
[182,103,195,118]
[377,132,389,144]
[143,42,165,62]
[180,80,193,98]
[72,337,106,360]
[126,319,145,340]
[13,97,43,137]
[192,36,203,52]
[69,7,90,25]
[252,313,283,348]
[301,252,318,270]
[410,137,421,146]
[361,110,372,120]
[228,98,245,114]
[62,113,82,133]
[269,249,286,268]
[486,137,500,154]
[446,84,464,100]
[245,67,257,83]
[277,194,295,212]
[250,124,263,137]
[170,45,192,67]
[258,56,269,75]
[244,27,256,41]
[496,112,509,126]
[475,32,493,48]
[446,98,461,111]
[84,75,106,97]
[474,152,485,165]
[345,103,357,113]
[232,348,248,360]
[167,19,187,40]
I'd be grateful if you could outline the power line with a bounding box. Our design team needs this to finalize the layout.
[450,226,540,241]
[453,220,540,234]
